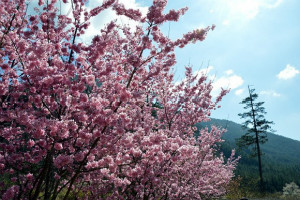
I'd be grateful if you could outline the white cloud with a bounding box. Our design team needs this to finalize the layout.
[225,69,233,75]
[227,0,283,19]
[208,0,283,24]
[213,75,243,90]
[235,89,244,96]
[260,90,281,97]
[211,71,244,97]
[264,0,283,8]
[222,20,230,26]
[194,66,214,77]
[277,64,299,80]
[174,68,244,98]
[228,0,259,19]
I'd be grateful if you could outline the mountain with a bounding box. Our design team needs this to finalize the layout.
[195,118,300,193]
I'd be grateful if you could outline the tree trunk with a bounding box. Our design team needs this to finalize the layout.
[248,85,264,194]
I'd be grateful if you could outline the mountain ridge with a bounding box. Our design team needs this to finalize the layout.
[195,118,300,192]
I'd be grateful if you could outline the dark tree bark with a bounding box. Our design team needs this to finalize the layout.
[237,85,275,194]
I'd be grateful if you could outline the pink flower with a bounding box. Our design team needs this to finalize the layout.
[11,177,17,182]
[85,75,95,85]
[54,172,60,180]
[35,129,45,138]
[28,139,35,148]
[26,173,34,181]
[43,77,54,85]
[1,64,9,70]
[80,93,88,103]
[0,0,237,198]
[2,186,19,200]
[29,16,36,22]
[54,143,63,150]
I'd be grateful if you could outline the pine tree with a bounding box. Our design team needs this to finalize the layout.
[237,85,274,194]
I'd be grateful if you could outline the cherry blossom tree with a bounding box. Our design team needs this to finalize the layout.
[0,0,238,199]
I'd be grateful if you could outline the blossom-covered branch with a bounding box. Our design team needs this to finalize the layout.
[0,0,238,199]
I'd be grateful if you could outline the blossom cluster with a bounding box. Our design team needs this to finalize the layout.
[0,0,238,199]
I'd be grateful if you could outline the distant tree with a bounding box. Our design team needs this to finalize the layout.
[237,85,274,194]
[282,182,300,199]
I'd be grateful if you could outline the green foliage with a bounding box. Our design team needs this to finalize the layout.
[237,86,274,156]
[195,118,300,194]
[225,176,245,199]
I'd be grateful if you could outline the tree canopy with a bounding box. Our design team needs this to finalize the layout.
[0,0,238,199]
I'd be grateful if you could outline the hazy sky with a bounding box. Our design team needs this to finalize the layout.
[29,0,300,140]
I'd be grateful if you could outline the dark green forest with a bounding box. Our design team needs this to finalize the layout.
[195,118,300,194]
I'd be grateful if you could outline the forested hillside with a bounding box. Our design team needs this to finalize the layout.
[195,118,300,193]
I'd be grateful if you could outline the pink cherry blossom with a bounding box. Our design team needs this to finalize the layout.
[54,143,63,150]
[0,0,238,199]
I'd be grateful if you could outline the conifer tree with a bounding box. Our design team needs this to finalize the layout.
[237,85,274,194]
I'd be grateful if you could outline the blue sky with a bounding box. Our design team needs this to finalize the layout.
[29,0,300,140]
[137,0,300,141]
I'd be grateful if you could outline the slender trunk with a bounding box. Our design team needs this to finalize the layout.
[44,150,53,200]
[50,178,61,200]
[248,85,264,194]
[31,151,51,200]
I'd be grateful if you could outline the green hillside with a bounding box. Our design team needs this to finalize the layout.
[195,118,300,193]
